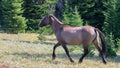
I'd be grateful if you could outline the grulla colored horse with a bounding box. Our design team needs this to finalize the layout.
[38,14,107,64]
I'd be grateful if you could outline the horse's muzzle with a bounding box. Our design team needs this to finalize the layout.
[38,23,42,27]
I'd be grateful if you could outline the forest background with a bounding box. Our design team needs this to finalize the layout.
[0,0,120,56]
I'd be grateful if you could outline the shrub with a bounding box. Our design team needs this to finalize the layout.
[1,0,27,33]
[106,33,117,57]
[88,45,95,57]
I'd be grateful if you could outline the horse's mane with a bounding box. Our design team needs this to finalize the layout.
[50,14,63,24]
[49,14,70,27]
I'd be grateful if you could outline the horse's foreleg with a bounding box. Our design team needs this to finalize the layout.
[79,44,88,63]
[52,42,61,60]
[62,44,74,63]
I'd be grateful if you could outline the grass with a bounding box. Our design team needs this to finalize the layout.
[0,33,120,68]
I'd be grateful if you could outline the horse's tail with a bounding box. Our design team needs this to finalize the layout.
[95,28,107,56]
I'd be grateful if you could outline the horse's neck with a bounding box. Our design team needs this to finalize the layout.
[51,18,62,34]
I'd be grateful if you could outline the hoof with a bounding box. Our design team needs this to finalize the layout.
[103,60,107,64]
[70,59,74,63]
[78,60,83,63]
[52,55,56,60]
[78,61,82,64]
[52,57,56,60]
[102,59,107,64]
[52,54,56,60]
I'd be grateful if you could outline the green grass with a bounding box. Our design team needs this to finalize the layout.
[0,33,120,68]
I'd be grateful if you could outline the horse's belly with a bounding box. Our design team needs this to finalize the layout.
[66,38,82,45]
[67,41,82,45]
[62,35,82,45]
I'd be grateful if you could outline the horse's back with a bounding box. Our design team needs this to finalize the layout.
[80,26,96,43]
[58,26,96,45]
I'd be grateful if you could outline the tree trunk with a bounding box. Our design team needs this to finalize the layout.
[54,0,65,21]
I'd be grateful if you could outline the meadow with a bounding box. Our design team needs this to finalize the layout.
[0,33,120,68]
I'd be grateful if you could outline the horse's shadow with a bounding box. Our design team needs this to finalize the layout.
[10,52,120,63]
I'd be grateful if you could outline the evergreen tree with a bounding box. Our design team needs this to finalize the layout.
[1,0,27,33]
[70,7,83,26]
[23,0,56,32]
[63,1,83,26]
[115,0,120,40]
[0,0,2,27]
[63,9,83,26]
[54,0,65,21]
[104,0,120,48]
[62,0,107,31]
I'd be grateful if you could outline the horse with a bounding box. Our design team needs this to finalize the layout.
[38,14,107,64]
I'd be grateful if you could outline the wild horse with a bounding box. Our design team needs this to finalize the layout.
[38,14,107,64]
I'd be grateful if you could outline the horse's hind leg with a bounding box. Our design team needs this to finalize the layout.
[62,44,74,63]
[93,40,107,64]
[52,42,61,60]
[79,44,89,63]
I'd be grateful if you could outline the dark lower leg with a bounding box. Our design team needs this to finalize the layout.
[100,51,107,64]
[96,48,107,64]
[52,42,60,60]
[79,48,88,63]
[62,45,74,62]
[93,41,107,64]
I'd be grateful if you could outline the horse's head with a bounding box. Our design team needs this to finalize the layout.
[38,14,53,27]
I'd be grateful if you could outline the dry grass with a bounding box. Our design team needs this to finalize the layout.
[0,33,39,42]
[0,33,120,68]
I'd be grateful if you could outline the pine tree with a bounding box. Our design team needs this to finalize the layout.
[115,0,120,40]
[63,1,83,26]
[1,0,27,33]
[63,0,107,31]
[54,0,65,20]
[103,0,119,56]
[23,0,56,32]
[70,7,83,26]
[0,0,2,27]
[103,0,119,43]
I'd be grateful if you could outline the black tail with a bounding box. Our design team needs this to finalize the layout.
[95,28,107,56]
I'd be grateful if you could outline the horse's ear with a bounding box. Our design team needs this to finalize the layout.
[48,14,53,18]
[48,14,54,25]
[48,14,54,17]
